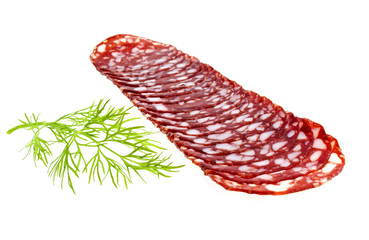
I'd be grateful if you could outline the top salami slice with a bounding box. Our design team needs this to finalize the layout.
[90,34,345,195]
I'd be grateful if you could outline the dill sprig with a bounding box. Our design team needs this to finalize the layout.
[7,99,183,193]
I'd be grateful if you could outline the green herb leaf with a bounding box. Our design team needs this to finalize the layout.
[7,99,184,193]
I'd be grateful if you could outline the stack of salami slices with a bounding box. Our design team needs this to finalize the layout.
[90,34,345,195]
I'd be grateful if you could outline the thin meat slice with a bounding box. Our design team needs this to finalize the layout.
[187,119,323,177]
[166,97,289,144]
[136,85,242,114]
[172,117,307,175]
[120,69,222,99]
[140,94,244,123]
[170,117,300,166]
[90,34,345,195]
[108,56,204,90]
[143,91,249,126]
[108,55,203,87]
[206,136,344,195]
[124,70,236,113]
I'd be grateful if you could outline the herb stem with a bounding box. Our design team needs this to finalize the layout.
[7,99,183,193]
[7,122,46,134]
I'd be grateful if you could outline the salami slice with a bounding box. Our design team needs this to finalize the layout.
[90,34,345,195]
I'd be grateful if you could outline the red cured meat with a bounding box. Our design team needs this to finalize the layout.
[90,34,345,195]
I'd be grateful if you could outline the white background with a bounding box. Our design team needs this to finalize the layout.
[0,0,368,239]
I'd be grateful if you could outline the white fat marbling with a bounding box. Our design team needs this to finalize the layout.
[260,149,269,155]
[242,150,255,156]
[288,151,301,160]
[260,131,275,141]
[272,141,288,151]
[306,161,318,170]
[310,151,322,161]
[280,160,291,167]
[260,113,272,120]
[208,132,232,140]
[237,125,248,131]
[287,130,295,138]
[247,134,259,141]
[313,139,327,149]
[197,117,210,123]
[186,129,201,135]
[239,165,256,172]
[297,132,307,140]
[153,104,168,111]
[187,68,197,73]
[159,63,174,69]
[253,160,270,166]
[293,144,302,151]
[322,163,336,173]
[203,148,219,154]
[273,121,283,129]
[236,115,249,123]
[257,174,273,180]
[134,86,147,91]
[146,97,162,102]
[274,158,290,167]
[174,63,186,69]
[219,89,227,96]
[329,154,342,164]
[194,138,207,144]
[312,127,320,138]
[190,110,200,116]
[216,143,239,151]
[265,180,294,192]
[207,124,222,131]
[231,109,240,114]
[145,49,155,53]
[274,158,285,164]
[226,153,243,161]
[232,140,243,145]
[248,122,263,131]
[97,44,106,53]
